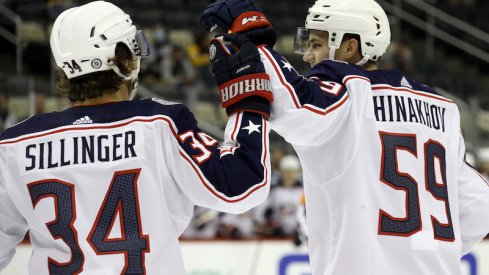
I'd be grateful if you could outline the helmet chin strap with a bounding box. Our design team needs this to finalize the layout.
[128,78,139,100]
[356,54,370,66]
[328,46,337,62]
[111,59,140,100]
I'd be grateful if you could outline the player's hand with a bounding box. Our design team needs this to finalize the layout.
[200,0,276,47]
[209,33,273,119]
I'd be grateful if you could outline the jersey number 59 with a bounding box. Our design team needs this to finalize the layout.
[378,132,455,241]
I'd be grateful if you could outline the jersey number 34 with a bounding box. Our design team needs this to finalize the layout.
[27,169,148,274]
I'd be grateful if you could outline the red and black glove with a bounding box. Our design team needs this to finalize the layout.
[200,0,276,47]
[209,33,273,119]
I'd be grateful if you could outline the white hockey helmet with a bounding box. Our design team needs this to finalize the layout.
[294,0,391,65]
[50,1,150,98]
[279,155,301,172]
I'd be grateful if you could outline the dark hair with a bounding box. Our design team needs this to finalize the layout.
[342,33,379,66]
[342,34,379,66]
[56,43,132,102]
[342,33,362,55]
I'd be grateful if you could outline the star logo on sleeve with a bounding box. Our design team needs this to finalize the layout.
[242,120,261,134]
[281,60,295,72]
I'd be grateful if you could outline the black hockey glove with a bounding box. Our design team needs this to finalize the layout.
[200,0,276,47]
[209,33,273,119]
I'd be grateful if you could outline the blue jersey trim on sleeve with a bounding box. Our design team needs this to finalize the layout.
[260,47,359,114]
[176,110,269,202]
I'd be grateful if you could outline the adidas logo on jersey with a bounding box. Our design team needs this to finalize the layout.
[73,116,93,125]
[400,77,413,89]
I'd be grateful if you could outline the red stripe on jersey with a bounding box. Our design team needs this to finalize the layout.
[320,82,334,89]
[372,85,454,103]
[302,94,350,115]
[344,75,371,84]
[219,112,242,156]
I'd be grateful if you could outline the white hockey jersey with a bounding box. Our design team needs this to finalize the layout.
[258,46,489,275]
[0,99,270,274]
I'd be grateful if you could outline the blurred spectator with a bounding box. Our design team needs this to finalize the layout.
[294,193,308,246]
[186,30,217,109]
[143,24,173,80]
[35,92,47,114]
[141,24,200,106]
[0,90,17,132]
[379,41,414,74]
[161,45,198,106]
[392,42,414,74]
[270,147,285,187]
[162,45,197,87]
[154,24,169,48]
[186,30,213,86]
[181,206,219,239]
[257,155,303,237]
[217,212,255,239]
[20,92,48,121]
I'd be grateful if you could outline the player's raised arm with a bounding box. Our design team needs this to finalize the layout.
[258,55,373,146]
[200,0,374,147]
[166,34,272,214]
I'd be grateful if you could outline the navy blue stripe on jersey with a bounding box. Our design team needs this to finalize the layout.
[258,46,370,115]
[0,99,186,141]
[176,110,269,202]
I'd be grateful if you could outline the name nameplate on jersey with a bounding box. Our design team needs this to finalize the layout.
[17,124,145,174]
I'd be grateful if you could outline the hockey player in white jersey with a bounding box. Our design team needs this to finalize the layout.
[0,1,274,274]
[201,0,489,274]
